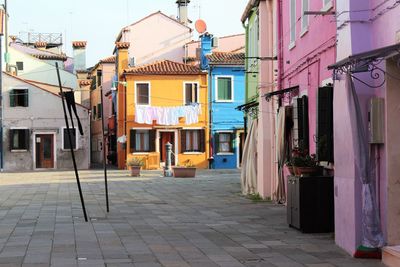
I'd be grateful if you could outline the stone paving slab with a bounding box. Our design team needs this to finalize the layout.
[0,169,385,267]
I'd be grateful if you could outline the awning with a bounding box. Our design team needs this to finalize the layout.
[328,43,400,71]
[236,100,258,112]
[328,43,400,88]
[264,86,299,101]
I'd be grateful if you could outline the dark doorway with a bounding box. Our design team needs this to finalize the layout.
[160,132,175,165]
[36,134,54,169]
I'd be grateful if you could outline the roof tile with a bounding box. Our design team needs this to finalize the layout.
[115,42,130,49]
[206,52,245,65]
[124,60,203,75]
[72,41,87,48]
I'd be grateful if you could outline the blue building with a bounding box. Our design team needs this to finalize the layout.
[200,34,246,169]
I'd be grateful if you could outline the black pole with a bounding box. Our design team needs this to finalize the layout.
[100,85,109,212]
[55,62,88,222]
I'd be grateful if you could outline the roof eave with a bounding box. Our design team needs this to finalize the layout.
[241,0,260,23]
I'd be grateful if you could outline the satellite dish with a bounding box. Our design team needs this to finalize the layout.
[195,19,207,34]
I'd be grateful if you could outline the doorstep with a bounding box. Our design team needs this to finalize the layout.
[382,245,400,267]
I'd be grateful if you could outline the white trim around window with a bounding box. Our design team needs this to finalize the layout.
[321,0,333,12]
[134,81,151,106]
[289,0,296,46]
[215,75,234,102]
[10,127,29,152]
[300,0,309,37]
[216,131,235,155]
[61,127,78,151]
[183,81,200,105]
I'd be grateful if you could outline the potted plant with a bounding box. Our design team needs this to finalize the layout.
[285,159,295,175]
[291,147,321,176]
[127,157,144,177]
[172,160,196,178]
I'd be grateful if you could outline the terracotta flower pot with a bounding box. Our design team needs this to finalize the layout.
[294,166,320,176]
[129,166,141,177]
[172,167,196,178]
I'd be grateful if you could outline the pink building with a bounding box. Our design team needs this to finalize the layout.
[328,1,400,264]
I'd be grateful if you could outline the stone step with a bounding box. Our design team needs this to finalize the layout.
[382,245,400,267]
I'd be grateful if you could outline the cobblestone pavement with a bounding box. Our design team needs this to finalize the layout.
[0,169,384,267]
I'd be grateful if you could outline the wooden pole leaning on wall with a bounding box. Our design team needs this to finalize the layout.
[55,62,88,222]
[100,86,109,212]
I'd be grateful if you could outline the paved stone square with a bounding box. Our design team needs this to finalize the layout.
[0,169,384,267]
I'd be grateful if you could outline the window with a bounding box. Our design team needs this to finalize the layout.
[90,76,96,90]
[216,132,234,153]
[317,86,334,162]
[97,70,102,87]
[129,129,156,153]
[16,61,24,71]
[97,103,102,119]
[216,77,233,101]
[248,16,259,69]
[181,129,205,152]
[290,0,296,46]
[301,0,309,32]
[10,89,28,107]
[92,105,97,120]
[62,128,77,150]
[184,83,199,105]
[293,96,309,150]
[136,83,150,105]
[9,129,29,151]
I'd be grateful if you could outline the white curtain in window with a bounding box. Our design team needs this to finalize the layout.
[219,134,230,152]
[193,131,199,151]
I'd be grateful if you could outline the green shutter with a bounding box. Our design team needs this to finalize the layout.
[129,129,136,153]
[149,130,156,152]
[230,133,235,153]
[214,133,219,153]
[180,130,187,153]
[217,78,232,100]
[9,129,14,150]
[24,129,30,151]
[199,130,205,153]
[9,90,15,107]
[23,89,29,107]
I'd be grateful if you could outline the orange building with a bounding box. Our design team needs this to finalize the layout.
[115,42,209,169]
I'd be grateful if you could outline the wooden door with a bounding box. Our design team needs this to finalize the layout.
[160,132,175,165]
[36,134,54,169]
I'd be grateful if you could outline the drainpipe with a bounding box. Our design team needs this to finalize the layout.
[277,0,283,91]
[208,65,213,169]
[0,35,2,171]
[242,20,248,138]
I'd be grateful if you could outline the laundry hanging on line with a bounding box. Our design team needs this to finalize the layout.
[135,104,201,125]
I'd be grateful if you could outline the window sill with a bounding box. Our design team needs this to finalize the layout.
[62,149,79,152]
[132,152,150,155]
[136,104,150,107]
[289,41,296,51]
[215,100,234,103]
[216,152,234,156]
[11,149,28,153]
[183,152,203,155]
[321,1,333,12]
[300,27,308,38]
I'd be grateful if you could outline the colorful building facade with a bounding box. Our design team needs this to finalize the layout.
[200,34,246,169]
[115,43,209,170]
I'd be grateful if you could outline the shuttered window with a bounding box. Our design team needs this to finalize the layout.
[317,86,334,162]
[10,89,28,107]
[136,83,150,105]
[301,0,309,31]
[293,96,309,151]
[290,0,296,44]
[92,106,97,120]
[16,61,24,71]
[97,103,102,119]
[181,129,205,152]
[216,77,233,101]
[185,83,199,105]
[63,128,77,150]
[9,129,30,151]
[129,129,156,153]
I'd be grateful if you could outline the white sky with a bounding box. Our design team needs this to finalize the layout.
[8,0,248,66]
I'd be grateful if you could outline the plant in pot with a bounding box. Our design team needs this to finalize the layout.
[127,157,144,177]
[172,159,196,178]
[291,147,321,176]
[285,159,295,175]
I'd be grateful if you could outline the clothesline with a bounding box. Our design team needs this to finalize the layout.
[135,104,202,126]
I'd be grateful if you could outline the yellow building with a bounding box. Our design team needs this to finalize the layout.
[115,42,209,169]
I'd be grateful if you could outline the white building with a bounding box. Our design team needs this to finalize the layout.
[1,72,90,171]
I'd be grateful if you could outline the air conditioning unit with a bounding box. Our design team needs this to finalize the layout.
[129,57,135,67]
[212,37,219,48]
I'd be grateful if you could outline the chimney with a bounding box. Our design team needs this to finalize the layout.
[200,33,212,70]
[115,42,130,77]
[72,41,87,73]
[176,0,190,26]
